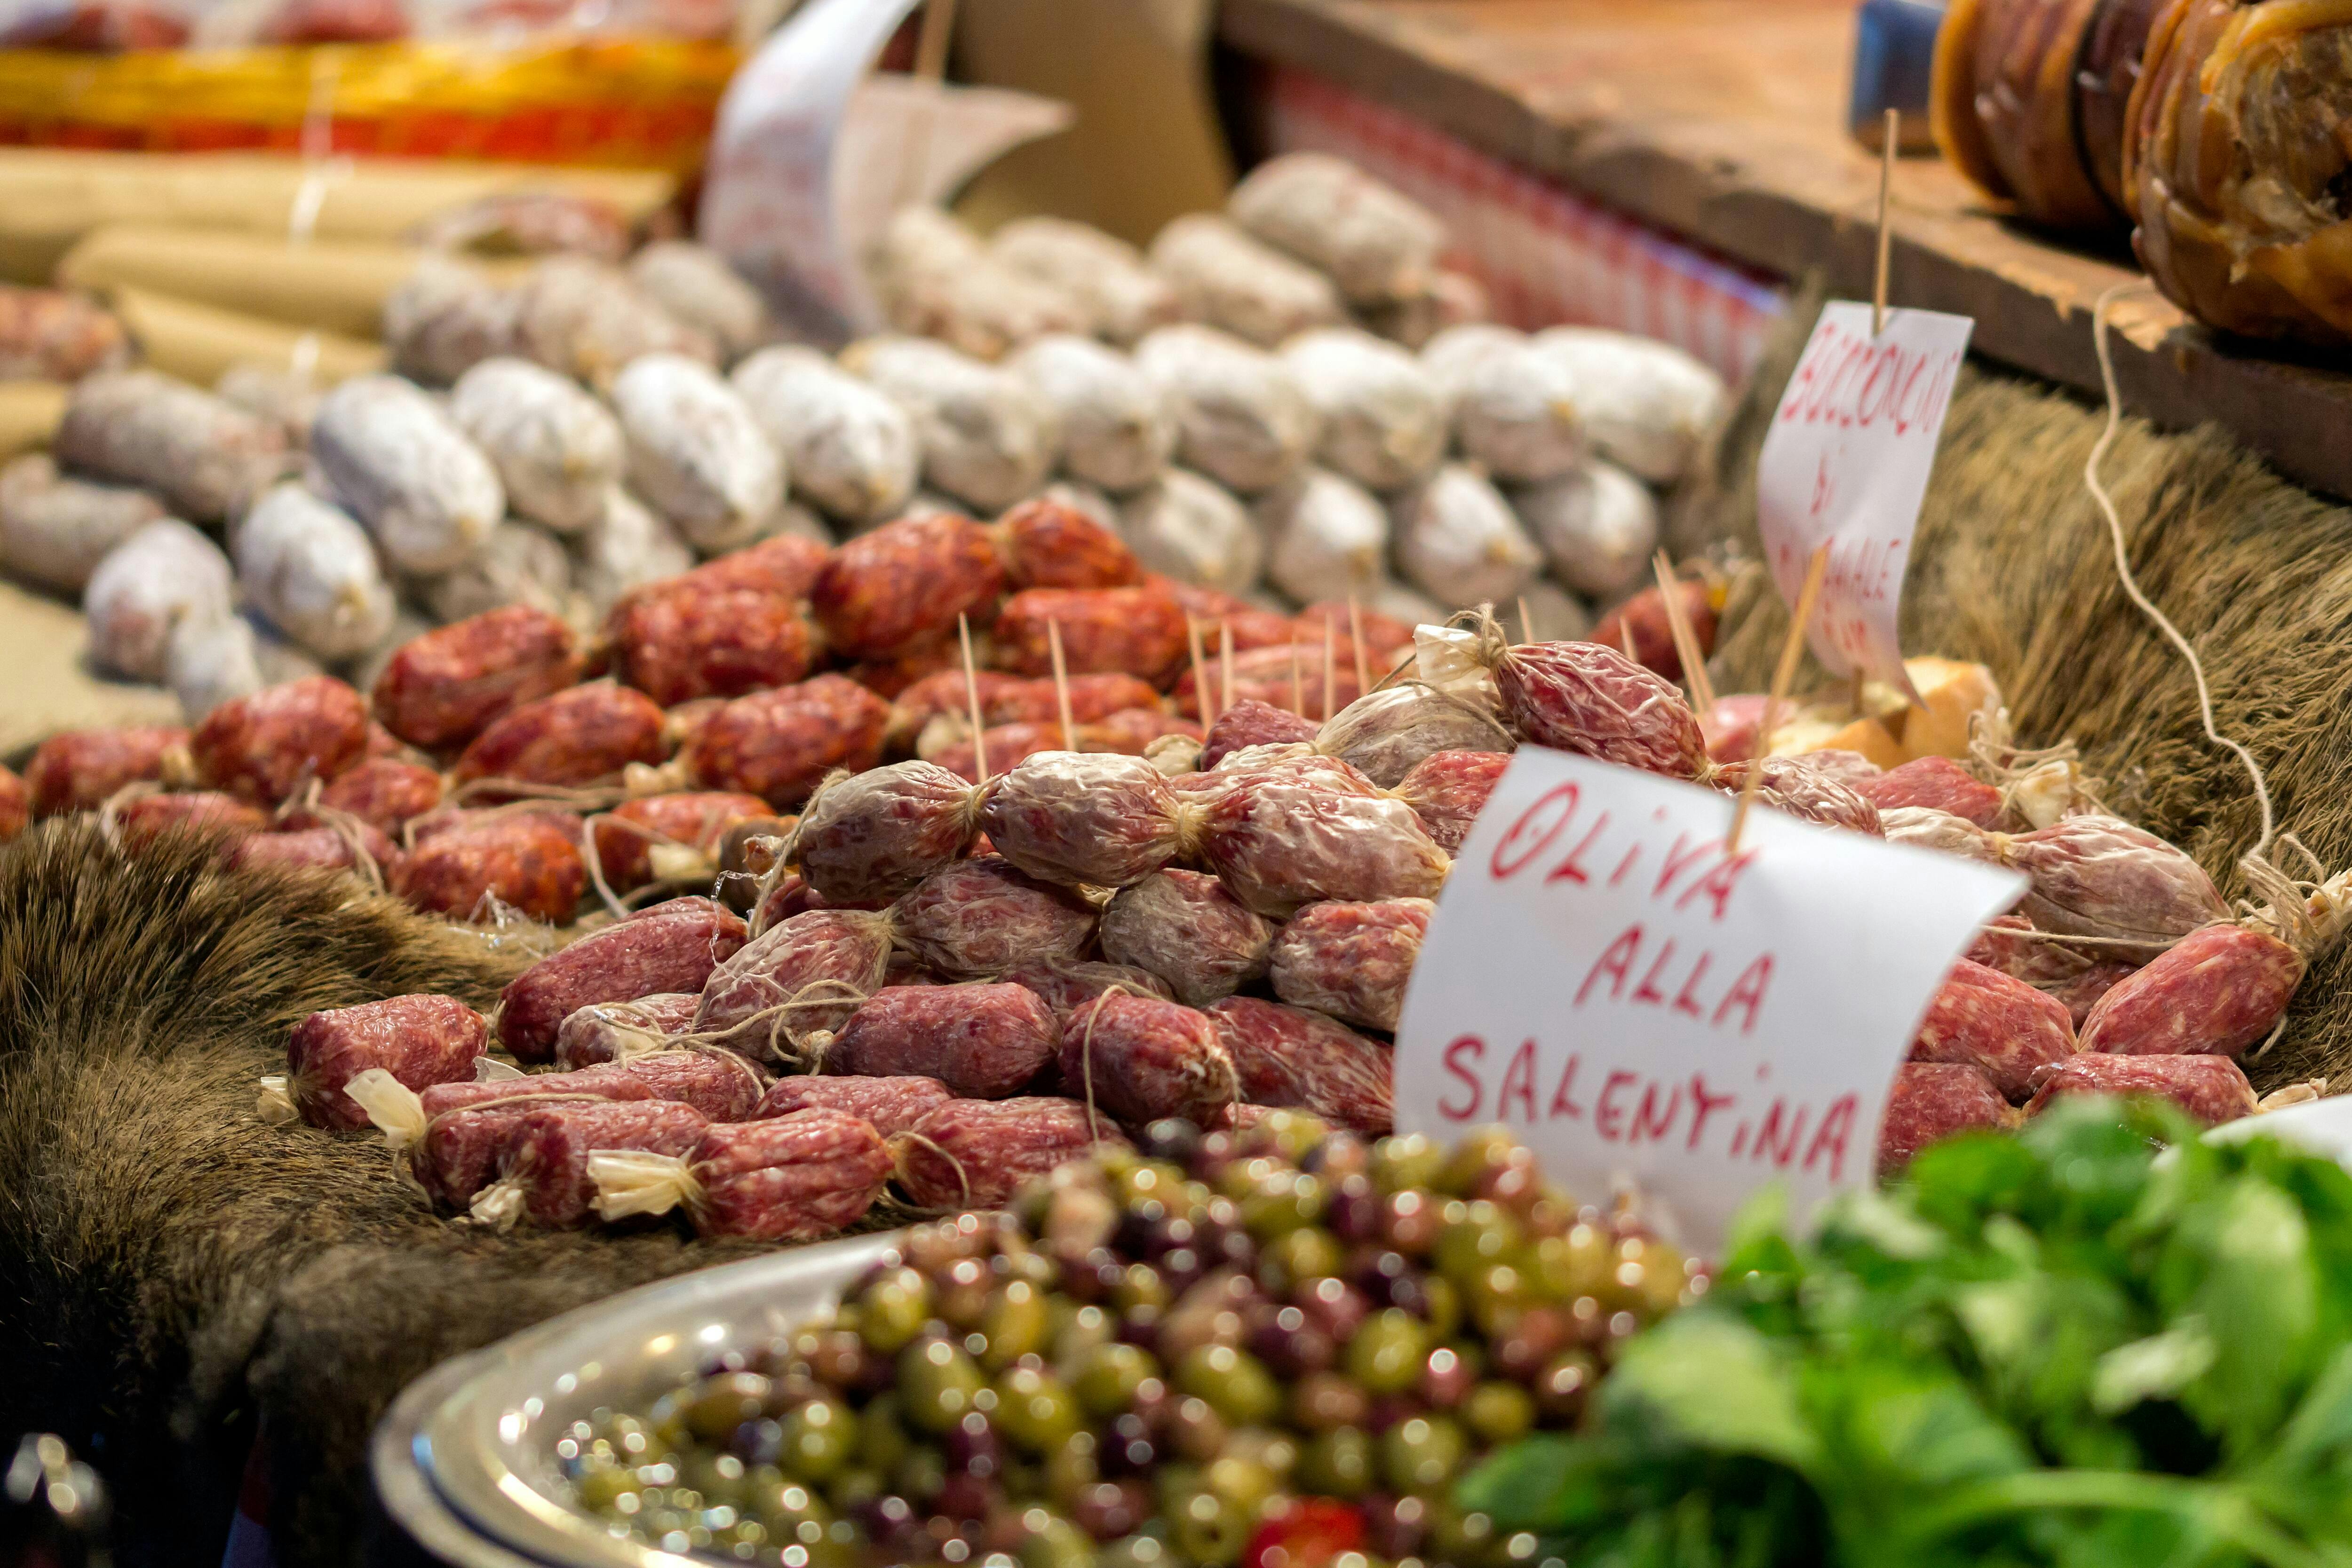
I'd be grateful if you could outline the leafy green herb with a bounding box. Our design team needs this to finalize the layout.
[1457,1100,2352,1566]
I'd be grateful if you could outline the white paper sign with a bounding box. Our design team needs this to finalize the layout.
[699,0,1073,345]
[1392,747,2023,1255]
[1756,301,1972,703]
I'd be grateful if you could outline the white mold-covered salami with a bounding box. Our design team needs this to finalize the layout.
[627,239,774,364]
[991,215,1184,346]
[418,518,574,625]
[383,257,517,386]
[1115,467,1261,593]
[232,482,397,660]
[0,453,163,594]
[731,345,919,527]
[569,487,694,616]
[1359,269,1490,351]
[1009,333,1173,494]
[1229,152,1446,305]
[509,256,715,388]
[1421,322,1523,416]
[84,518,233,681]
[1504,578,1594,645]
[1391,463,1542,607]
[214,363,322,445]
[610,353,784,554]
[1147,213,1346,348]
[842,334,1056,513]
[55,370,286,523]
[1533,327,1727,485]
[1280,327,1446,491]
[448,357,624,535]
[1369,578,1447,630]
[867,206,1088,362]
[310,374,502,576]
[1453,340,1585,484]
[1133,324,1317,496]
[1255,466,1388,604]
[166,611,320,722]
[1512,459,1659,600]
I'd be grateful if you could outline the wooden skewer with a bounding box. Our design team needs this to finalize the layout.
[1619,616,1639,662]
[1321,621,1337,722]
[1219,620,1235,715]
[1516,595,1534,646]
[1652,550,1716,714]
[1727,544,1830,853]
[1347,598,1370,697]
[958,612,989,784]
[1187,616,1215,727]
[1875,106,1897,337]
[1047,618,1075,752]
[1290,638,1304,715]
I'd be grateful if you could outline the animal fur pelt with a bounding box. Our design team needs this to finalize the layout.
[1680,285,2352,1093]
[0,820,788,1568]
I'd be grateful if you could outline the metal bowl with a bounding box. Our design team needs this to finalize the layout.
[373,1232,904,1568]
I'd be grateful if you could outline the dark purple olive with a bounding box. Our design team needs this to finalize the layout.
[1362,1493,1431,1560]
[942,1411,1003,1479]
[1071,1479,1152,1542]
[1493,1306,1570,1381]
[1140,1118,1204,1163]
[1152,1395,1229,1463]
[726,1418,784,1466]
[1294,1274,1370,1341]
[1098,1413,1157,1475]
[1364,1392,1423,1435]
[1420,1346,1474,1408]
[1327,1173,1383,1243]
[1248,1304,1336,1377]
[853,1495,925,1562]
[933,1470,999,1526]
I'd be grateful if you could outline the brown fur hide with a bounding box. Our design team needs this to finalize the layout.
[1683,288,2352,1093]
[0,821,786,1568]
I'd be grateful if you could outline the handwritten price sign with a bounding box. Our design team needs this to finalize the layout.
[1756,302,1973,702]
[1393,747,2021,1253]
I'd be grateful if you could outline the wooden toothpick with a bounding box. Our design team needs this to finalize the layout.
[1652,550,1716,714]
[958,612,989,784]
[1321,621,1337,722]
[1874,106,1897,337]
[1727,544,1830,853]
[1046,618,1075,751]
[1619,616,1638,662]
[1187,616,1215,727]
[1516,595,1534,646]
[1219,620,1235,715]
[1290,638,1304,716]
[1347,598,1370,697]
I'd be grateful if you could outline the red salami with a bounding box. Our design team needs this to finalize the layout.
[481,1099,709,1227]
[553,991,700,1068]
[25,725,188,816]
[1206,995,1393,1135]
[1999,815,2227,960]
[1097,869,1273,1008]
[812,513,1006,660]
[1854,756,2003,828]
[589,792,770,893]
[1391,749,1508,854]
[993,586,1189,684]
[793,760,983,903]
[1908,958,2077,1101]
[319,758,443,836]
[895,1096,1124,1209]
[999,958,1174,1019]
[684,674,890,810]
[826,983,1060,1098]
[1268,897,1430,1033]
[2023,1053,2258,1126]
[754,1073,954,1135]
[191,676,370,806]
[2078,922,2303,1058]
[371,605,582,750]
[1877,1062,2013,1177]
[1706,755,1883,835]
[451,681,666,794]
[893,857,1096,978]
[988,495,1144,589]
[1198,761,1449,917]
[281,994,485,1131]
[1059,992,1234,1127]
[498,895,748,1060]
[608,586,817,706]
[391,810,587,924]
[612,1048,768,1121]
[977,751,1199,888]
[593,1109,894,1238]
[1200,698,1318,769]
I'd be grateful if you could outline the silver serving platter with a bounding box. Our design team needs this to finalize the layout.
[373,1232,904,1568]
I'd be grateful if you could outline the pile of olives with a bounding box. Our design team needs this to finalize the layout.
[556,1115,1702,1567]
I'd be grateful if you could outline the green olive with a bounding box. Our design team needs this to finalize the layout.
[683,1449,749,1505]
[1096,1536,1182,1568]
[823,1466,881,1513]
[1434,1201,1525,1282]
[778,1397,854,1481]
[1464,1263,1532,1337]
[1240,1109,1328,1162]
[1346,1309,1429,1394]
[1373,1133,1446,1195]
[1166,1486,1250,1568]
[1018,1510,1099,1568]
[892,1443,946,1503]
[982,1279,1055,1369]
[857,1267,934,1355]
[1421,1273,1464,1341]
[1295,1426,1374,1497]
[1200,1455,1279,1516]
[1176,1343,1282,1426]
[574,1465,636,1512]
[993,1365,1082,1455]
[857,1394,912,1474]
[1226,1427,1298,1481]
[1257,1226,1346,1295]
[1437,1127,1526,1196]
[1240,1172,1328,1238]
[897,1337,985,1433]
[682,1373,771,1443]
[1463,1381,1537,1444]
[1380,1414,1467,1495]
[1052,1303,1115,1370]
[1072,1341,1159,1417]
[1111,1263,1171,1315]
[748,1473,830,1535]
[1043,1431,1099,1508]
[1428,1501,1497,1562]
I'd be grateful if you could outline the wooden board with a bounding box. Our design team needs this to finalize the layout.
[1218,0,2352,501]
